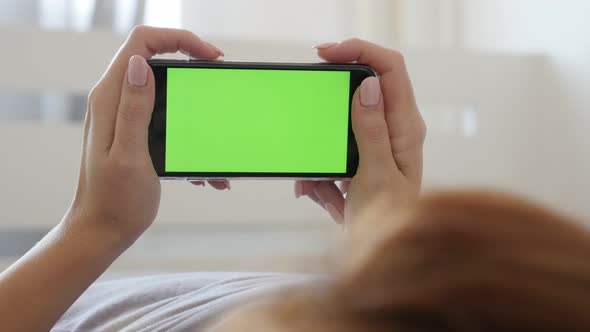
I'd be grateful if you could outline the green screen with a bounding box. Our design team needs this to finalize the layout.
[165,68,351,173]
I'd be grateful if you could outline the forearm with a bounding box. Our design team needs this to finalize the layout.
[0,215,132,331]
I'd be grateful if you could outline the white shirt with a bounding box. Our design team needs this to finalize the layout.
[53,272,314,332]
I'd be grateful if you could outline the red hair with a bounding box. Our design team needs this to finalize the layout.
[239,191,590,331]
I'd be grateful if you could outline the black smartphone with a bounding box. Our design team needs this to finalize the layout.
[148,59,376,180]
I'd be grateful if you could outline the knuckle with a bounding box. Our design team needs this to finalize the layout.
[346,37,372,49]
[409,113,428,146]
[87,87,98,103]
[361,123,389,143]
[347,37,364,45]
[88,83,105,103]
[182,29,199,41]
[417,116,427,144]
[120,102,149,122]
[387,49,406,66]
[129,25,151,39]
[390,116,427,154]
[87,85,104,113]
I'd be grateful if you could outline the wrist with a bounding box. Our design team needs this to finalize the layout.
[59,208,142,260]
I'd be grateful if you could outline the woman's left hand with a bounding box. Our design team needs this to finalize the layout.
[66,25,225,246]
[0,26,226,332]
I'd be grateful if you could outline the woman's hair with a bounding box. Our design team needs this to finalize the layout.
[237,191,590,332]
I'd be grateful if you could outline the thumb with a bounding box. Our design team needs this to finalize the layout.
[352,77,397,176]
[113,55,155,156]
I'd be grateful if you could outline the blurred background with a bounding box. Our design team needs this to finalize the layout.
[0,0,589,275]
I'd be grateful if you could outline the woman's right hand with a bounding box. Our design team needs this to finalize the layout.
[295,39,426,228]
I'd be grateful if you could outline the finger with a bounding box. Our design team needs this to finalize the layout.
[110,55,154,158]
[107,26,221,84]
[313,182,345,224]
[295,180,318,198]
[298,180,319,197]
[208,180,230,191]
[295,181,303,198]
[307,191,323,206]
[316,39,398,74]
[90,26,222,153]
[190,180,231,190]
[204,41,225,57]
[295,181,325,207]
[351,77,397,177]
[298,179,347,202]
[316,39,425,184]
[295,180,335,209]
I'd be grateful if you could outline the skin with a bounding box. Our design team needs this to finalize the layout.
[0,27,425,331]
[0,26,226,331]
[295,39,426,230]
[212,40,427,331]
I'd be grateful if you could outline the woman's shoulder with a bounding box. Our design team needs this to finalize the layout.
[53,272,317,332]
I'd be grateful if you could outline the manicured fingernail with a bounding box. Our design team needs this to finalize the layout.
[313,42,339,49]
[325,203,344,224]
[295,182,303,199]
[127,55,148,87]
[360,77,381,107]
[225,180,231,190]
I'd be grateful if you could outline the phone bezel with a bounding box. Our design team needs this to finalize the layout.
[148,60,376,180]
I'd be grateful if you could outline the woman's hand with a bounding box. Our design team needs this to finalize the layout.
[295,39,426,226]
[0,26,224,332]
[64,26,224,246]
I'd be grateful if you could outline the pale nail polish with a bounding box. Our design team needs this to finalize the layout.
[313,42,339,49]
[225,180,231,190]
[128,55,148,87]
[360,77,381,107]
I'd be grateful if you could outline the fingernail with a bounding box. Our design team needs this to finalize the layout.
[313,42,339,50]
[295,182,302,199]
[360,77,381,107]
[225,180,231,190]
[127,55,148,87]
[206,42,225,57]
[325,203,344,225]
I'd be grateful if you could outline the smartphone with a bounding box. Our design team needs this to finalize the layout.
[148,59,376,180]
